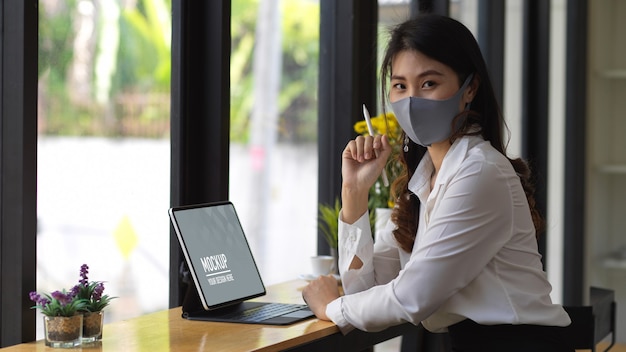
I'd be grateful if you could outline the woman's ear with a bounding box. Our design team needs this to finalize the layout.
[464,74,481,104]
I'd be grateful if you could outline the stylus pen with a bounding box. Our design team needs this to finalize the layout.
[362,104,390,187]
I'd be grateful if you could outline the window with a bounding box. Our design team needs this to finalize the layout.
[36,0,172,337]
[229,0,320,284]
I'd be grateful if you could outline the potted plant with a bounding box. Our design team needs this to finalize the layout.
[29,264,116,347]
[29,290,86,348]
[318,198,344,274]
[318,195,378,270]
[71,264,116,343]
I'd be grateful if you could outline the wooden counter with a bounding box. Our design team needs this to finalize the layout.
[1,280,417,352]
[7,279,617,351]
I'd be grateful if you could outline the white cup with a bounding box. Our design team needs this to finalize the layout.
[310,255,335,276]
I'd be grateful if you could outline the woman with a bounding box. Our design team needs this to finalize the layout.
[303,14,573,351]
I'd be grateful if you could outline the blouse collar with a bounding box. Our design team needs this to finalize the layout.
[407,134,483,203]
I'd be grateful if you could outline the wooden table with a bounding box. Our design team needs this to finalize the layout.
[2,280,418,351]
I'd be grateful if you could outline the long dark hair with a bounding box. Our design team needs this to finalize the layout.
[380,14,543,253]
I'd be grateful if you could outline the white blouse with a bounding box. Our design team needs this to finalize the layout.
[325,135,571,335]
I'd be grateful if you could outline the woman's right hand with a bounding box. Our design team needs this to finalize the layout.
[340,134,391,223]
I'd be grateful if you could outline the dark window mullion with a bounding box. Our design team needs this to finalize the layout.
[0,0,38,346]
[317,0,377,255]
[521,0,550,266]
[169,0,231,308]
[563,0,588,307]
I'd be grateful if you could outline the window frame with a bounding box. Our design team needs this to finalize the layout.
[0,0,38,347]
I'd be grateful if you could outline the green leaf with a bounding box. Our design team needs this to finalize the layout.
[318,198,341,249]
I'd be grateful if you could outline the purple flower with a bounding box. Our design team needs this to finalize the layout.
[51,290,73,306]
[79,264,89,286]
[93,282,105,301]
[29,291,50,307]
[69,284,80,297]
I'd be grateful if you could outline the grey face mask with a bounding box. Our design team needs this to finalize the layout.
[390,74,473,147]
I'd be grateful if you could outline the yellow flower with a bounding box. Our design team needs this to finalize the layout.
[353,112,400,139]
[353,120,369,135]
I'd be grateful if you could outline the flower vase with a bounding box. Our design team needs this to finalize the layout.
[82,311,104,343]
[44,315,83,348]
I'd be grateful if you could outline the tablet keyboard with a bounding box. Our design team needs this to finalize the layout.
[222,303,308,322]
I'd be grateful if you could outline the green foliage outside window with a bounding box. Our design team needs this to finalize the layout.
[39,0,320,142]
[230,0,320,143]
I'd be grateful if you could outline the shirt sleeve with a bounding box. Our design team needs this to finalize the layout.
[325,210,403,333]
[336,210,402,294]
[328,159,518,333]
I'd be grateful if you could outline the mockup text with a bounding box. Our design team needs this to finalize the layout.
[200,253,228,273]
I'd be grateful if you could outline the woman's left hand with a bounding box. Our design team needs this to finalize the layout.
[302,275,341,321]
